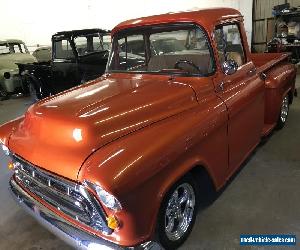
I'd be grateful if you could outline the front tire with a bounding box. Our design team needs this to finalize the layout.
[276,94,289,129]
[157,175,198,250]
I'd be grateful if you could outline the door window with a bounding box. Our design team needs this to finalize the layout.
[54,39,75,60]
[214,24,245,67]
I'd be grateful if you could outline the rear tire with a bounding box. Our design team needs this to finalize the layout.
[157,174,199,250]
[276,94,289,129]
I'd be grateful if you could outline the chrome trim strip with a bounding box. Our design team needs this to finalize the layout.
[12,154,76,188]
[9,178,163,250]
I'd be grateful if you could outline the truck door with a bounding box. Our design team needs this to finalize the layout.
[213,23,265,174]
[52,37,80,93]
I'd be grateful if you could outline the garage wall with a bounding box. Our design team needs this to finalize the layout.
[253,0,300,52]
[0,0,252,51]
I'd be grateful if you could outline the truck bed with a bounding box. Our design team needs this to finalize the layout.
[251,52,289,74]
[251,52,296,135]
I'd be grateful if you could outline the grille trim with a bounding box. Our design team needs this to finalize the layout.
[12,154,112,234]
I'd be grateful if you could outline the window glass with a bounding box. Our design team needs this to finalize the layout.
[102,35,111,51]
[117,35,146,70]
[214,24,245,67]
[0,44,10,54]
[13,44,22,53]
[93,35,111,51]
[75,34,111,56]
[54,39,74,59]
[108,25,214,75]
[20,43,27,53]
[74,36,87,56]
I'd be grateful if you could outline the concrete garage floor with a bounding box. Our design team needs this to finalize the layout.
[0,77,299,250]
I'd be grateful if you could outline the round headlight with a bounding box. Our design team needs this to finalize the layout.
[94,185,122,211]
[3,72,11,79]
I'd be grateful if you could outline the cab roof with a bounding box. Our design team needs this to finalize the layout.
[112,8,242,36]
[53,28,110,38]
[0,39,25,44]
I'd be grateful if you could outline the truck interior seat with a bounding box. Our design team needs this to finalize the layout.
[227,51,243,67]
[148,53,213,75]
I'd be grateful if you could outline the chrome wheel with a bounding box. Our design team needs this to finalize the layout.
[165,183,195,241]
[280,95,289,123]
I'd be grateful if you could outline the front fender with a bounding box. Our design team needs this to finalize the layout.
[78,96,228,245]
[0,116,24,147]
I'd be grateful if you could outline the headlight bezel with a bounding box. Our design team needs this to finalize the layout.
[84,181,122,212]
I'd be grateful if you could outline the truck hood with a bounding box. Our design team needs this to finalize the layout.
[9,73,197,181]
[0,53,37,71]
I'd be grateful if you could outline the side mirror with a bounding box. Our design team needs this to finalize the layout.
[222,59,238,75]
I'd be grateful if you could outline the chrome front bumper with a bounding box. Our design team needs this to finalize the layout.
[9,178,163,250]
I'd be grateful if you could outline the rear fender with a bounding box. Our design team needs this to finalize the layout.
[264,62,296,125]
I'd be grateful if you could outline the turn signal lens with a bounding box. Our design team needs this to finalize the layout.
[8,162,14,170]
[107,215,119,230]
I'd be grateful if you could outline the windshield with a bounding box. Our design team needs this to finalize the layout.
[107,24,215,75]
[54,34,111,59]
[74,34,111,57]
[0,44,10,55]
[0,43,28,55]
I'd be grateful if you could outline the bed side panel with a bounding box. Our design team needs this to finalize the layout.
[264,62,296,125]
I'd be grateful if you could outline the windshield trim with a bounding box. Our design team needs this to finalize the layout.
[106,22,216,77]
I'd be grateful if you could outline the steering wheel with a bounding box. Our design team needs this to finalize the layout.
[174,60,202,74]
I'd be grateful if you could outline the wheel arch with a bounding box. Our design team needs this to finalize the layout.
[149,161,218,237]
[157,162,217,205]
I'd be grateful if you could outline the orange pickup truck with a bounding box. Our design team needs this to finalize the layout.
[0,8,297,250]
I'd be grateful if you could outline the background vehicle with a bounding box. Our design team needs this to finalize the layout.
[32,46,51,63]
[0,39,36,100]
[18,29,111,101]
[0,8,296,250]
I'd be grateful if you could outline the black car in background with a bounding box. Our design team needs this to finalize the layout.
[18,29,111,101]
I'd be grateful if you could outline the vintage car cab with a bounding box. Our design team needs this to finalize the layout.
[0,8,297,250]
[0,39,37,100]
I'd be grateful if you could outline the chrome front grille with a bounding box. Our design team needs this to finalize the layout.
[12,154,112,235]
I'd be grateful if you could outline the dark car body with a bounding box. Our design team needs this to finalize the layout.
[18,29,111,100]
